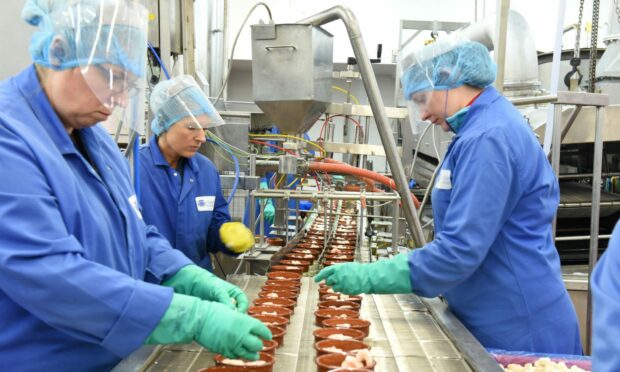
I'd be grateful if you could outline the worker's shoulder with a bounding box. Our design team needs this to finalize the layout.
[464,97,534,146]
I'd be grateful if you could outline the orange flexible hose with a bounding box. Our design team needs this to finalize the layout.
[308,161,421,208]
[321,158,379,192]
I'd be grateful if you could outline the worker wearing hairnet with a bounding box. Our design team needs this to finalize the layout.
[592,219,620,370]
[0,1,269,370]
[139,75,254,271]
[316,39,582,354]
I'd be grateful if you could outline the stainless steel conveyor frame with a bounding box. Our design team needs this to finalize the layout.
[112,276,502,372]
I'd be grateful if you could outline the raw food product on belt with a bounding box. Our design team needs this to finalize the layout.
[323,346,345,354]
[340,349,375,369]
[328,334,353,340]
[502,357,589,372]
[221,358,268,367]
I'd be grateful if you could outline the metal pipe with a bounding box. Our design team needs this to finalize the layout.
[418,165,440,217]
[252,190,401,200]
[493,0,511,93]
[551,103,563,237]
[586,105,605,355]
[298,6,426,247]
[559,172,620,179]
[509,95,557,106]
[249,192,256,252]
[392,198,399,253]
[560,106,582,141]
[555,234,611,242]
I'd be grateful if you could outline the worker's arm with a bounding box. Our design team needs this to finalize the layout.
[408,129,520,298]
[0,125,171,358]
[142,222,193,282]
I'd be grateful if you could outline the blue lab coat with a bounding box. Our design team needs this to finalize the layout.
[408,87,582,354]
[139,137,234,271]
[592,220,620,371]
[0,66,192,371]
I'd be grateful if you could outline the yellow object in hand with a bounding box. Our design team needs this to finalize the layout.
[219,222,254,253]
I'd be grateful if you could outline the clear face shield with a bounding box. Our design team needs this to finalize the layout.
[50,0,149,133]
[150,75,225,136]
[398,37,460,135]
[405,91,433,135]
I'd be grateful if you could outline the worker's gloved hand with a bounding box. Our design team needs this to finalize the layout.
[164,265,249,312]
[263,202,275,225]
[314,253,412,295]
[146,293,271,360]
[259,179,275,225]
[220,222,254,253]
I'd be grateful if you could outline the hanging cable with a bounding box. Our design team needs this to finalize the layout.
[207,139,239,205]
[249,139,300,156]
[214,2,273,106]
[331,85,360,105]
[408,122,433,180]
[147,41,171,80]
[133,136,141,198]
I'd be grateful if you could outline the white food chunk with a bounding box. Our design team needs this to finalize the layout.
[341,355,364,368]
[323,346,345,354]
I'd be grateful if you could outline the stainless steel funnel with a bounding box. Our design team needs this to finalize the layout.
[251,23,333,134]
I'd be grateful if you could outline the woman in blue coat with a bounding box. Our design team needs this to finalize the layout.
[316,40,582,354]
[592,219,620,370]
[0,1,269,370]
[139,75,255,270]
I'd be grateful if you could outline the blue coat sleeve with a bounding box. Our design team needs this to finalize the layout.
[592,221,620,371]
[206,173,234,255]
[143,221,193,282]
[409,129,521,297]
[0,126,171,358]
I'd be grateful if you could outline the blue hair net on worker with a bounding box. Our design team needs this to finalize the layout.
[22,0,147,78]
[400,41,496,100]
[150,75,225,136]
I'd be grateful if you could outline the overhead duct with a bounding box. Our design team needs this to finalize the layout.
[595,3,620,101]
[458,10,541,97]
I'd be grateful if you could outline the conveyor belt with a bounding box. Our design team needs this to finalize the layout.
[118,275,502,372]
[558,182,620,218]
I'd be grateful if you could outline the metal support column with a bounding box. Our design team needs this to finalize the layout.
[550,103,563,236]
[298,6,426,247]
[586,105,605,355]
[180,0,196,77]
[546,91,609,354]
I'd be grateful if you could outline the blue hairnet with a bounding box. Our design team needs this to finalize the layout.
[400,41,496,99]
[150,75,224,136]
[22,0,147,77]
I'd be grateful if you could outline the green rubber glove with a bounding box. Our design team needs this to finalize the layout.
[146,293,271,360]
[314,253,412,295]
[259,180,275,225]
[220,222,255,253]
[263,202,275,225]
[164,265,249,312]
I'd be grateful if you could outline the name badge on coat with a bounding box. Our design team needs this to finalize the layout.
[436,169,452,190]
[196,196,215,212]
